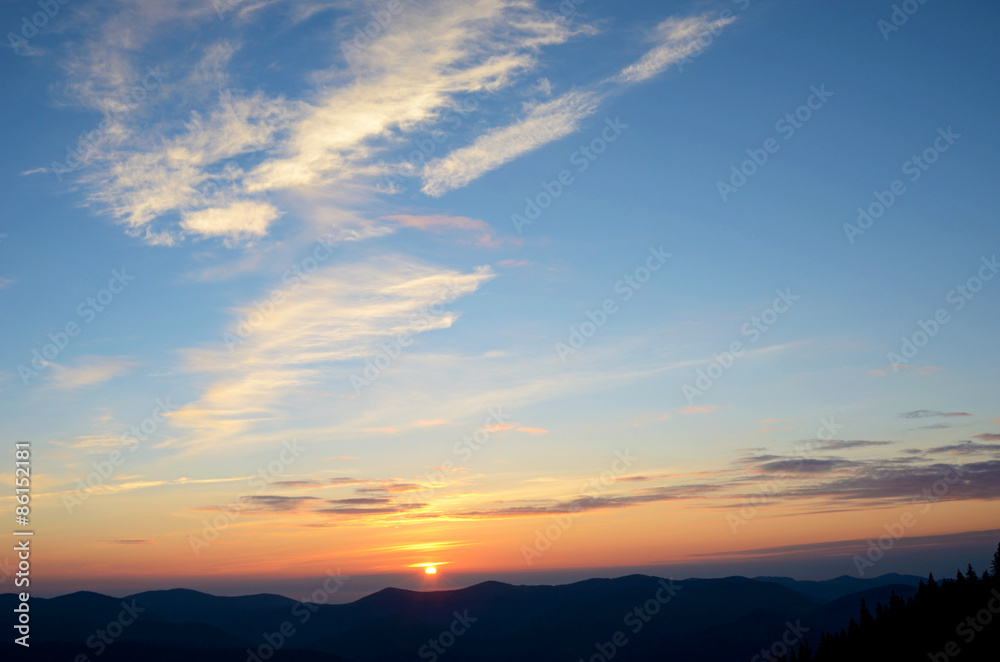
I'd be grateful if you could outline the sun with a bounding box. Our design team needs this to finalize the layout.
[425,566,437,574]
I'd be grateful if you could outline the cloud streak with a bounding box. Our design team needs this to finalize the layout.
[49,356,137,390]
[169,256,494,450]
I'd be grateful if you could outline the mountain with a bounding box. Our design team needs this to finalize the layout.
[1,572,927,661]
[751,573,923,604]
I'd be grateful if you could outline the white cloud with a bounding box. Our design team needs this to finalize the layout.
[49,356,137,390]
[181,200,282,239]
[419,12,737,197]
[56,0,588,245]
[87,90,300,236]
[420,90,599,196]
[615,14,736,84]
[50,2,733,244]
[169,257,495,448]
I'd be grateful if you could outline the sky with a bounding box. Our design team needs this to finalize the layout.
[1,0,999,601]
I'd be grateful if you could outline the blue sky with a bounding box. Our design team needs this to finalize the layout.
[1,0,999,596]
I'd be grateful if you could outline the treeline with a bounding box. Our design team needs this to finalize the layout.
[773,543,1000,661]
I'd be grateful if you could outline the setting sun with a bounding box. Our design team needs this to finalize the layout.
[425,567,437,575]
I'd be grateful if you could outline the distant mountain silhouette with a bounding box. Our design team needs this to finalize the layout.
[1,572,931,661]
[751,572,922,604]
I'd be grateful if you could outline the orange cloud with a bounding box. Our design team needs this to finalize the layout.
[682,405,723,414]
[517,427,548,434]
[758,418,795,433]
[414,419,449,427]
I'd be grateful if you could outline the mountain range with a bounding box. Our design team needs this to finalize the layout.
[1,572,924,661]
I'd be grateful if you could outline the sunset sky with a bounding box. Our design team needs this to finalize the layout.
[1,0,999,601]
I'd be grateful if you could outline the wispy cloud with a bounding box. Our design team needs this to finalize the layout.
[236,495,320,513]
[810,439,894,451]
[54,1,734,243]
[49,356,137,390]
[899,410,974,419]
[614,14,736,84]
[169,256,494,450]
[381,214,516,248]
[53,0,588,244]
[925,441,1000,456]
[755,458,857,474]
[421,89,599,196]
[450,484,720,519]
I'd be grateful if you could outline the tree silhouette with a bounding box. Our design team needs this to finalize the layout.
[780,540,1000,662]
